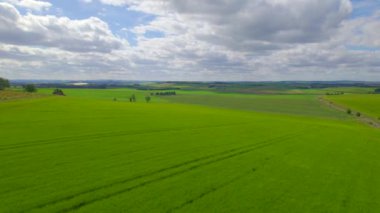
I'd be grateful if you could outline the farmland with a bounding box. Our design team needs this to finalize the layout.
[1,87,380,212]
[327,94,380,119]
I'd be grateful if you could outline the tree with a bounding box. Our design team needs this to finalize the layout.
[154,91,177,96]
[375,88,380,94]
[356,112,361,117]
[52,88,65,96]
[0,77,10,90]
[347,109,351,114]
[145,96,151,103]
[23,84,37,93]
[130,94,136,102]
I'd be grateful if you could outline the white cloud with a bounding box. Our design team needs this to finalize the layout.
[0,3,125,52]
[337,11,380,48]
[3,0,51,11]
[101,0,353,53]
[1,0,380,81]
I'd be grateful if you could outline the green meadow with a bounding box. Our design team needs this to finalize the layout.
[327,94,380,119]
[1,88,380,212]
[163,92,346,118]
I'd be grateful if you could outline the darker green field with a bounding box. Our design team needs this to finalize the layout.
[162,91,347,118]
[1,88,380,212]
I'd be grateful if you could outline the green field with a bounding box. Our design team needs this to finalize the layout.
[163,92,347,118]
[327,94,380,119]
[1,88,380,212]
[37,88,168,103]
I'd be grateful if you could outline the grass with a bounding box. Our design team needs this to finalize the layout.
[163,91,347,119]
[1,89,380,212]
[38,88,168,103]
[327,94,380,119]
[0,89,44,101]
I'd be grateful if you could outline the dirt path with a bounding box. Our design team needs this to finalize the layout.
[318,96,380,129]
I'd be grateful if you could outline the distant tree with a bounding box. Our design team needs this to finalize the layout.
[374,88,380,94]
[356,112,361,117]
[52,88,65,96]
[130,94,136,102]
[113,97,117,101]
[326,91,344,96]
[347,109,351,114]
[145,96,151,103]
[0,77,10,90]
[23,84,37,93]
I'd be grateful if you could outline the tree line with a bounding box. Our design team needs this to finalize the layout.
[23,84,37,92]
[325,91,344,95]
[150,91,176,96]
[0,77,10,90]
[1,77,39,93]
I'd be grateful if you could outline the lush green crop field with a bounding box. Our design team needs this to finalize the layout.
[37,88,168,103]
[1,89,380,212]
[327,94,380,119]
[284,87,374,95]
[163,92,347,119]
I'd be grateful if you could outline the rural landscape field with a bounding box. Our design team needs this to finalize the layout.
[1,82,380,212]
[1,0,380,212]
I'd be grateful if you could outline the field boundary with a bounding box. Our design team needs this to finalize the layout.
[0,90,46,102]
[318,96,380,128]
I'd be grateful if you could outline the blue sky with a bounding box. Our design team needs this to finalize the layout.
[0,0,379,81]
[351,0,380,17]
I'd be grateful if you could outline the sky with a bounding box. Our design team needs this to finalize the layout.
[0,0,379,81]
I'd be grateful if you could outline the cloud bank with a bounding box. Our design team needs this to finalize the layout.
[0,0,379,81]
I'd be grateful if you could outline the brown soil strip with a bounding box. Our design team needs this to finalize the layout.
[0,90,45,102]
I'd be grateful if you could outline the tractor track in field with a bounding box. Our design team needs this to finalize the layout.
[167,144,299,213]
[0,122,249,151]
[58,135,295,213]
[166,170,253,213]
[26,129,307,213]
